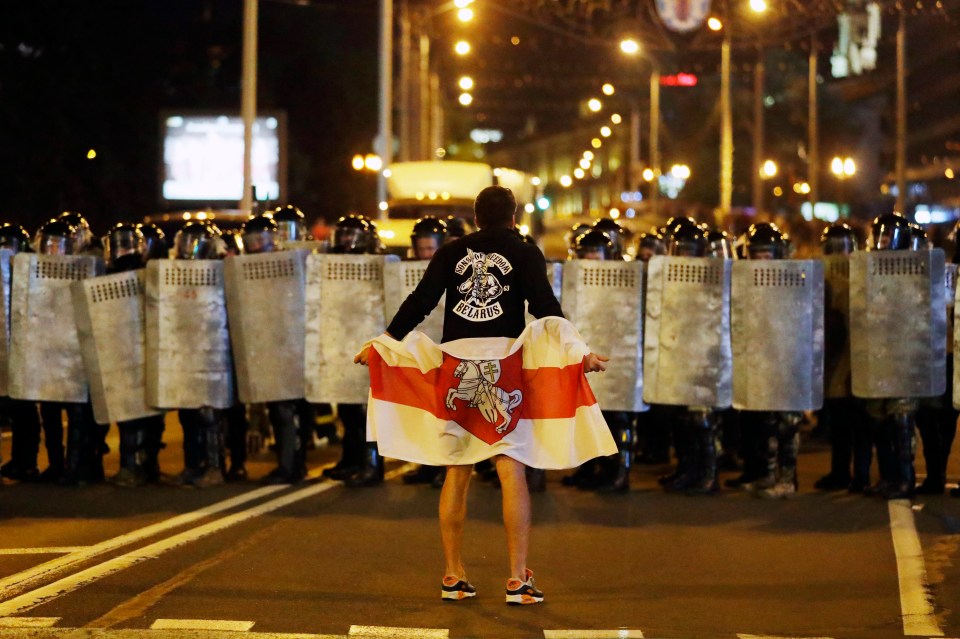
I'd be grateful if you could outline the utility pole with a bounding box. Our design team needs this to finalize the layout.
[241,0,258,214]
[377,0,393,206]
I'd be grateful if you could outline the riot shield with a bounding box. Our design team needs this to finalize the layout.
[224,250,307,403]
[643,256,732,407]
[282,240,326,254]
[525,261,563,325]
[822,255,852,398]
[73,270,161,424]
[850,250,945,399]
[946,263,956,359]
[144,260,234,409]
[0,250,13,396]
[304,254,397,404]
[561,260,645,411]
[383,260,444,343]
[8,254,103,403]
[732,260,824,411]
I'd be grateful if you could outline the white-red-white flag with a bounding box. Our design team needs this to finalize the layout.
[364,317,616,469]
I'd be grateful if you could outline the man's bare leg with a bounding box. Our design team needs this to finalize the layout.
[439,464,473,578]
[494,455,530,580]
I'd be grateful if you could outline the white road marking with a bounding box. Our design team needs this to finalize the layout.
[0,547,87,555]
[0,630,343,639]
[888,499,944,636]
[349,626,449,638]
[737,635,833,639]
[0,484,287,599]
[544,630,643,639]
[150,619,254,631]
[0,617,60,628]
[0,464,416,617]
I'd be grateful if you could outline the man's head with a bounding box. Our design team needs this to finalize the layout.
[573,230,615,260]
[473,186,516,230]
[745,222,786,260]
[868,212,911,251]
[820,222,857,255]
[411,216,447,259]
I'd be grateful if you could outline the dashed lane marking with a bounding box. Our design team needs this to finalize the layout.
[349,626,449,638]
[888,499,944,637]
[0,484,288,599]
[544,630,644,638]
[0,617,60,628]
[0,547,87,555]
[150,619,254,631]
[0,464,416,618]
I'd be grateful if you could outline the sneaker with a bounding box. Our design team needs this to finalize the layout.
[758,481,796,499]
[441,576,476,601]
[505,569,544,605]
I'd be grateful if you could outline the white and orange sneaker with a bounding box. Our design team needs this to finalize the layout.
[441,576,477,601]
[505,569,544,605]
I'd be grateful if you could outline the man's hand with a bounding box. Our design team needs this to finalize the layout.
[583,352,609,373]
[354,346,371,366]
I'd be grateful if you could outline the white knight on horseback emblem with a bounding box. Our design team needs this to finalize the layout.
[445,359,523,433]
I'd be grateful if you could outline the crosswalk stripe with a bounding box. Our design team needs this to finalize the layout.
[150,619,254,631]
[349,625,449,638]
[888,499,944,637]
[544,631,643,639]
[0,547,86,555]
[0,617,60,628]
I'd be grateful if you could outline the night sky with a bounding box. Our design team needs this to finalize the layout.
[0,0,380,234]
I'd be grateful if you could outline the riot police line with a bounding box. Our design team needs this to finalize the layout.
[0,209,954,502]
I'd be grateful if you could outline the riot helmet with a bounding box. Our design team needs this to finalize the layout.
[908,222,928,251]
[242,215,279,255]
[820,222,858,255]
[574,230,615,260]
[662,216,699,241]
[867,213,911,251]
[706,230,736,259]
[271,205,308,243]
[635,232,665,263]
[221,229,244,256]
[0,223,32,253]
[333,215,373,254]
[745,222,787,260]
[173,221,222,260]
[36,219,75,255]
[137,223,168,261]
[592,218,624,259]
[106,223,145,271]
[666,223,708,257]
[57,211,94,254]
[411,216,447,260]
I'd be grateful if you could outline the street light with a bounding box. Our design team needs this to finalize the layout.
[831,155,856,210]
[559,175,573,187]
[457,8,474,22]
[364,153,383,171]
[351,154,365,171]
[602,83,615,96]
[708,17,723,31]
[620,39,640,55]
[583,150,594,161]
[611,113,622,124]
[600,126,612,137]
[454,40,470,55]
[458,92,473,106]
[749,0,768,13]
[761,159,778,178]
[588,98,603,112]
[458,76,474,90]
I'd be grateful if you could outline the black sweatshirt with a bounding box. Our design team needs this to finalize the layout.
[386,227,563,342]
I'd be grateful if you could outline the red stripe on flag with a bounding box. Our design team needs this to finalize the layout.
[368,348,596,421]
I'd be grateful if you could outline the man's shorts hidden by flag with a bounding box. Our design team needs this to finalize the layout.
[363,317,617,469]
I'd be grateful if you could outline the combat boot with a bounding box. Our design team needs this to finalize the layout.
[346,444,384,487]
[598,417,634,494]
[884,411,916,500]
[686,412,719,496]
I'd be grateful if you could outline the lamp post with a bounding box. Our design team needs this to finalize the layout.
[831,156,856,213]
[619,39,661,217]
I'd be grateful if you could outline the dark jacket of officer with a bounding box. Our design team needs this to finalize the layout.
[387,227,562,342]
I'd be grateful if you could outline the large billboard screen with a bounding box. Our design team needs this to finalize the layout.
[160,112,286,203]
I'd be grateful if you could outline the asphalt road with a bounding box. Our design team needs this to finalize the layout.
[1,417,959,639]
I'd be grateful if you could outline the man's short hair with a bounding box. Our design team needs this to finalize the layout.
[474,186,516,229]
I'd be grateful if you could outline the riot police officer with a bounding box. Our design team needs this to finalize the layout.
[862,212,920,498]
[559,230,635,492]
[0,224,42,482]
[138,223,169,261]
[591,218,626,260]
[237,215,311,484]
[33,218,103,484]
[172,221,228,487]
[104,223,167,487]
[58,211,96,256]
[741,223,803,498]
[324,215,384,487]
[814,222,869,492]
[635,231,665,263]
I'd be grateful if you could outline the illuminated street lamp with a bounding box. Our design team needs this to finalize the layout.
[670,164,691,179]
[364,153,383,172]
[458,76,474,91]
[582,151,594,161]
[457,8,474,22]
[749,0,768,13]
[620,39,640,55]
[574,168,586,179]
[600,126,612,138]
[458,92,473,106]
[454,0,473,6]
[559,175,573,187]
[761,159,778,178]
[832,155,856,209]
[454,40,470,55]
[602,83,615,96]
[351,154,366,171]
[610,113,622,124]
[642,168,655,182]
[708,17,723,31]
[591,138,602,149]
[588,98,603,112]
[579,158,591,170]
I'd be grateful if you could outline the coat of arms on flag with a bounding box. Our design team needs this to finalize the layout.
[363,317,617,469]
